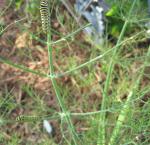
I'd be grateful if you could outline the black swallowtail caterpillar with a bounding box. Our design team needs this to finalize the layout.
[16,115,42,122]
[40,0,50,33]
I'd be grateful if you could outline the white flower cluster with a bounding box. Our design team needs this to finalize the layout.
[75,0,108,44]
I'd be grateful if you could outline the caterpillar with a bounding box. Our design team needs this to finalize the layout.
[16,115,42,122]
[40,0,50,33]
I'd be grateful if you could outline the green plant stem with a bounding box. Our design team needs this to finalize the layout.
[0,17,27,35]
[97,19,128,145]
[47,32,78,145]
[0,56,47,78]
[108,91,133,145]
[97,1,137,145]
[0,0,13,17]
[0,30,143,81]
[54,30,144,78]
[109,46,150,145]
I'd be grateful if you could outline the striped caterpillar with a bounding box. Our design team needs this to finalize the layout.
[16,115,42,122]
[40,0,50,33]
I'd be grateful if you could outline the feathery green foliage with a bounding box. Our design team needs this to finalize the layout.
[0,0,149,144]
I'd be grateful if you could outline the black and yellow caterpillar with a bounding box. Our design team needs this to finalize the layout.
[16,115,41,122]
[40,0,50,33]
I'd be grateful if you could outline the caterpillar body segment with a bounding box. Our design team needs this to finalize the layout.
[40,0,50,33]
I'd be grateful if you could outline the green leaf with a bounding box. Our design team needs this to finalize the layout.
[106,6,118,17]
[15,0,23,10]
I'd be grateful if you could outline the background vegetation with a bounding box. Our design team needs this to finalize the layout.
[0,0,150,144]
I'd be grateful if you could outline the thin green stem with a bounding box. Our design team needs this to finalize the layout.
[0,17,27,35]
[30,23,91,46]
[108,45,150,145]
[0,30,143,81]
[47,33,54,75]
[97,1,137,145]
[53,30,144,78]
[97,19,128,145]
[0,56,47,78]
[0,0,13,17]
[47,31,79,144]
